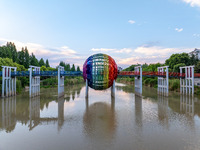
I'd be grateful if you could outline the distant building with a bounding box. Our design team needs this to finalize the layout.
[189,48,200,59]
[118,66,123,72]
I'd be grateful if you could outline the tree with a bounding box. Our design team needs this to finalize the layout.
[41,65,47,71]
[195,61,200,73]
[66,64,70,71]
[173,63,186,72]
[6,42,18,62]
[24,47,29,68]
[77,66,80,71]
[18,47,25,66]
[30,53,39,66]
[71,64,75,71]
[165,53,191,69]
[39,58,45,67]
[46,59,50,67]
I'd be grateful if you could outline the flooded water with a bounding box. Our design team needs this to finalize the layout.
[1,83,200,150]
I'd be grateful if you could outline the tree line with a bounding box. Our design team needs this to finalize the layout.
[0,42,81,71]
[123,52,200,73]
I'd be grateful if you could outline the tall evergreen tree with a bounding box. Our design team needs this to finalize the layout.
[30,53,39,66]
[46,59,50,67]
[39,58,45,67]
[24,47,30,68]
[66,64,70,71]
[6,42,18,62]
[71,64,75,71]
[77,66,80,71]
[18,47,25,66]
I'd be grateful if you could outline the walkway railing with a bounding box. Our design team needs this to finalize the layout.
[118,71,200,78]
[0,71,83,77]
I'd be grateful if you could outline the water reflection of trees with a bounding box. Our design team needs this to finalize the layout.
[0,84,85,132]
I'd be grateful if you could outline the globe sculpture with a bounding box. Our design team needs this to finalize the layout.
[83,53,118,90]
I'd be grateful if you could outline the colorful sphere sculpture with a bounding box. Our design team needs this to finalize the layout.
[83,53,118,90]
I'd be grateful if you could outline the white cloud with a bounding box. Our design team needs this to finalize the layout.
[0,38,84,68]
[182,0,200,7]
[91,48,115,52]
[91,48,132,54]
[175,28,183,32]
[193,33,200,37]
[128,20,136,24]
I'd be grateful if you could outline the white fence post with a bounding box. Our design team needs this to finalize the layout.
[29,66,40,97]
[179,66,194,96]
[158,66,169,96]
[134,66,142,96]
[58,66,65,97]
[1,66,17,98]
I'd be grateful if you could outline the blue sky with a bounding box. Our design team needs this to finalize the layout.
[0,0,200,69]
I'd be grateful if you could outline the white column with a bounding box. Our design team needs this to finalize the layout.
[2,67,5,97]
[157,66,169,96]
[111,80,115,97]
[29,66,40,97]
[180,66,194,96]
[134,66,142,96]
[85,79,89,98]
[58,66,64,97]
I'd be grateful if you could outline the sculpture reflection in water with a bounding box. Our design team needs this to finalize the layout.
[0,96,16,132]
[83,96,116,145]
[180,95,194,116]
[58,97,65,131]
[157,95,169,128]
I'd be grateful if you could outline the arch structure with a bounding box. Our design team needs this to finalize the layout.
[29,66,40,97]
[1,66,17,97]
[134,66,142,96]
[157,66,169,96]
[180,66,194,96]
[58,66,64,97]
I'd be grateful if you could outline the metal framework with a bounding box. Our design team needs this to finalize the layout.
[180,66,194,96]
[29,66,40,97]
[58,66,64,97]
[1,66,17,97]
[134,66,142,96]
[157,66,169,96]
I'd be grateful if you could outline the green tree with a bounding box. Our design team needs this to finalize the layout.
[195,61,200,73]
[173,63,186,72]
[77,66,80,71]
[18,47,25,66]
[66,64,70,71]
[30,53,39,66]
[39,58,45,67]
[46,59,50,67]
[6,42,18,62]
[41,65,47,71]
[24,47,29,68]
[71,64,75,71]
[165,53,191,69]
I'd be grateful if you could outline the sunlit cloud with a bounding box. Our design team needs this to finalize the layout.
[175,28,183,32]
[182,0,200,7]
[128,20,136,24]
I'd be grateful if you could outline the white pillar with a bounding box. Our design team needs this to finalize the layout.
[85,79,89,98]
[180,66,194,96]
[158,66,169,96]
[1,66,17,98]
[111,80,115,97]
[58,66,65,97]
[134,66,142,96]
[29,66,40,97]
